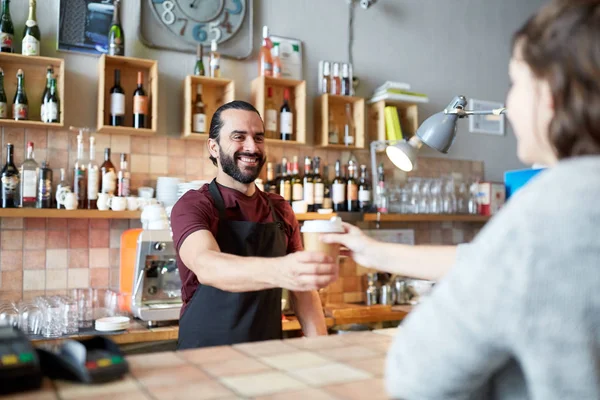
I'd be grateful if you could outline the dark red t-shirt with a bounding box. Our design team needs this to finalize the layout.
[170,182,303,311]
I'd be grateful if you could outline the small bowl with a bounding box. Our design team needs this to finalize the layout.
[292,200,308,214]
[317,208,333,214]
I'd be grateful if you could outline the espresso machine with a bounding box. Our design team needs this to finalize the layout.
[120,229,182,327]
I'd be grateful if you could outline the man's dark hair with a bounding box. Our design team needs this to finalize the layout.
[208,100,262,166]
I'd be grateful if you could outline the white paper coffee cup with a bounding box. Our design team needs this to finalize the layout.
[301,217,344,259]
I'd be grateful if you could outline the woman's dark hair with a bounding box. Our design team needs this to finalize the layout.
[513,0,600,159]
[208,100,262,166]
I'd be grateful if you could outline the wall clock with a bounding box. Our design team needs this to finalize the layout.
[140,0,253,59]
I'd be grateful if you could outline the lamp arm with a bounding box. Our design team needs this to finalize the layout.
[444,107,507,117]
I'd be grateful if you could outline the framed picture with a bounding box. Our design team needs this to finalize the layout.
[58,0,114,55]
[468,99,506,136]
[270,34,303,80]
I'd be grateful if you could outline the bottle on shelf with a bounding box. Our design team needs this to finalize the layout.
[22,0,40,56]
[110,69,125,126]
[192,84,206,134]
[376,162,389,213]
[291,156,303,203]
[99,148,116,195]
[278,157,291,204]
[73,133,87,209]
[328,110,339,145]
[209,40,220,78]
[1,143,19,208]
[303,156,314,212]
[36,160,52,208]
[313,157,324,211]
[322,164,332,210]
[20,141,38,208]
[42,78,59,123]
[133,71,148,129]
[194,44,205,76]
[117,153,130,197]
[330,62,341,95]
[55,168,71,209]
[358,164,371,212]
[280,88,293,141]
[264,87,277,139]
[264,162,277,194]
[0,68,7,119]
[0,0,14,53]
[272,44,282,78]
[332,160,346,212]
[40,66,53,122]
[341,63,351,96]
[13,69,28,120]
[86,136,99,209]
[346,160,359,212]
[108,0,124,56]
[321,62,331,95]
[259,25,273,77]
[343,103,355,147]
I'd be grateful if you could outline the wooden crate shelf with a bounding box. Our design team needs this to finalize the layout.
[182,75,234,140]
[0,53,65,128]
[369,99,419,142]
[251,76,306,144]
[315,94,365,149]
[97,55,158,136]
[0,209,141,219]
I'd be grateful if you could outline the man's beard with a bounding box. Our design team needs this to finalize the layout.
[219,148,266,184]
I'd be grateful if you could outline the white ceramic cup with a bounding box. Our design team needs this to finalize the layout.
[63,193,78,210]
[108,196,127,211]
[292,200,308,214]
[126,196,139,211]
[137,187,154,199]
[97,193,111,211]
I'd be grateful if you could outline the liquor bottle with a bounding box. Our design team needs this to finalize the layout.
[22,0,40,56]
[192,84,206,134]
[341,63,351,96]
[278,157,291,203]
[0,0,14,53]
[12,69,28,120]
[73,134,87,209]
[343,103,355,146]
[133,71,147,128]
[209,40,220,78]
[280,89,293,141]
[42,78,59,123]
[312,157,324,211]
[259,25,273,77]
[330,62,341,95]
[20,141,38,208]
[108,0,124,56]
[0,68,7,119]
[36,160,52,208]
[55,168,70,209]
[302,156,314,212]
[1,143,19,208]
[328,111,339,145]
[99,148,117,195]
[194,44,205,76]
[110,69,125,126]
[358,164,371,212]
[346,161,359,212]
[290,156,303,203]
[376,162,389,213]
[86,136,99,209]
[332,160,346,212]
[40,66,53,122]
[117,153,130,197]
[322,165,332,210]
[264,162,277,194]
[272,44,282,78]
[321,62,331,94]
[264,87,277,139]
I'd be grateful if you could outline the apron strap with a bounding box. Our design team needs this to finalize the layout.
[265,195,282,223]
[208,179,227,219]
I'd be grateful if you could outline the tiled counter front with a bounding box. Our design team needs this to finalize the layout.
[14,329,397,400]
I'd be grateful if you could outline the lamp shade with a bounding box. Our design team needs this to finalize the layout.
[385,138,421,172]
[415,111,459,153]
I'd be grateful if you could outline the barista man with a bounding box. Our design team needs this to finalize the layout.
[171,101,337,349]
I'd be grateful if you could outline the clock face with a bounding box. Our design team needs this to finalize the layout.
[150,0,246,46]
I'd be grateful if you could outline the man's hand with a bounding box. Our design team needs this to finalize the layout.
[275,251,339,292]
[320,222,378,268]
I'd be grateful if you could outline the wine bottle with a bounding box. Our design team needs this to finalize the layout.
[108,0,124,56]
[312,157,324,211]
[55,168,71,209]
[332,160,346,212]
[194,44,205,76]
[346,161,359,212]
[330,62,341,95]
[343,103,355,146]
[341,63,351,96]
[209,40,220,78]
[291,156,303,203]
[117,153,130,197]
[303,156,314,212]
[73,134,87,209]
[42,78,59,123]
[259,25,273,77]
[12,69,28,120]
[278,157,291,204]
[40,66,53,122]
[280,89,293,141]
[1,143,19,208]
[264,162,277,194]
[0,0,13,53]
[22,0,40,56]
[358,164,371,212]
[192,84,206,133]
[99,148,116,195]
[322,165,332,210]
[87,136,99,209]
[264,87,277,139]
[110,69,125,126]
[36,160,52,208]
[272,44,282,78]
[133,71,147,129]
[0,67,7,119]
[20,141,38,208]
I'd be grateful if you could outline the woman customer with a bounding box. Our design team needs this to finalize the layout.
[322,0,600,398]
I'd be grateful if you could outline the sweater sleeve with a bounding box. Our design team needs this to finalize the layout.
[385,211,531,399]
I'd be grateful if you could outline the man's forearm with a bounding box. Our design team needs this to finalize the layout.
[373,243,458,281]
[290,290,328,336]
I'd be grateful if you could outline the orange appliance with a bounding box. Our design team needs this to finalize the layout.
[120,228,143,313]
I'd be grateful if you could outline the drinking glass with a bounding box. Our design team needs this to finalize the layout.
[442,178,457,214]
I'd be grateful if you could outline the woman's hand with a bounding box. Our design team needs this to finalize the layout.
[320,222,379,269]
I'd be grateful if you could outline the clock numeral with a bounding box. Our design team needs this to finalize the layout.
[225,0,243,15]
[193,24,208,42]
[209,21,222,42]
[161,0,176,25]
[176,18,188,36]
[220,11,233,34]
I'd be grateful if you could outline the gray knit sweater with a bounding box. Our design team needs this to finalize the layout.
[385,156,600,400]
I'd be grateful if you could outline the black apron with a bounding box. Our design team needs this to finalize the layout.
[177,179,288,350]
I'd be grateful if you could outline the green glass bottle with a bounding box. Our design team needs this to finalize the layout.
[0,0,14,53]
[194,44,205,76]
[0,68,7,119]
[40,66,53,122]
[108,0,124,56]
[12,69,28,120]
[22,0,40,56]
[42,78,59,123]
